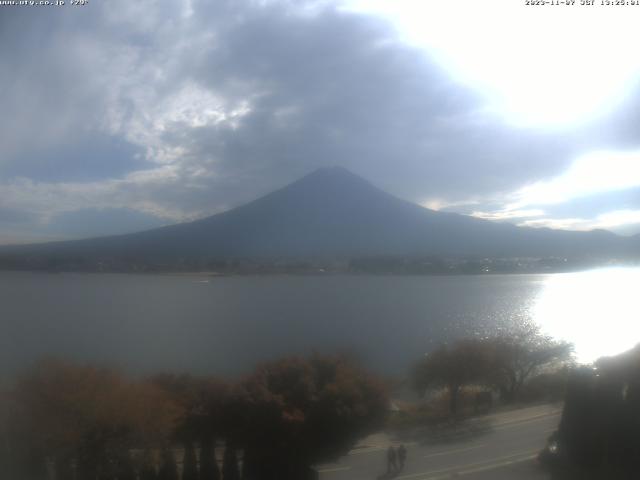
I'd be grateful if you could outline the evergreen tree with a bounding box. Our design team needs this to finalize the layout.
[199,438,220,480]
[116,449,137,480]
[15,446,49,480]
[76,444,100,480]
[228,355,388,480]
[53,454,74,480]
[139,450,157,480]
[182,441,199,480]
[157,448,179,480]
[241,448,259,480]
[222,445,240,480]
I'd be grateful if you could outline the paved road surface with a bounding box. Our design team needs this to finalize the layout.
[316,404,561,480]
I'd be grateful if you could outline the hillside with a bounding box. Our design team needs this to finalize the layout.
[0,167,637,271]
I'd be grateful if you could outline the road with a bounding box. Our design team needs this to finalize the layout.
[316,404,561,480]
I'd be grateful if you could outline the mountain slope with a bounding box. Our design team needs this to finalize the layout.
[0,167,636,263]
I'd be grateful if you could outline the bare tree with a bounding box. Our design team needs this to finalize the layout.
[411,339,491,415]
[487,323,573,403]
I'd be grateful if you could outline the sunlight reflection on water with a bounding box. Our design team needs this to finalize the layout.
[532,267,640,364]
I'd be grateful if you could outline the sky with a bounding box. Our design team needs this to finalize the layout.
[1,0,640,244]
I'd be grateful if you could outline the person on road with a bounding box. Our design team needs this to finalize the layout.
[397,444,407,471]
[386,446,397,474]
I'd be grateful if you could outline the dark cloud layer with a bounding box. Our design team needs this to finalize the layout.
[1,0,639,243]
[47,208,167,239]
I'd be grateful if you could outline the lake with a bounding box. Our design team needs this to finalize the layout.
[1,268,639,381]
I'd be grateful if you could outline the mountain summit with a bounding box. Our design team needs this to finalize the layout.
[0,167,636,266]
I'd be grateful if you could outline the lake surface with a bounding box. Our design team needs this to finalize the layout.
[1,268,639,380]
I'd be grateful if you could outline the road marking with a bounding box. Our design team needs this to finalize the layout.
[347,446,390,456]
[341,415,557,458]
[486,406,561,423]
[395,449,540,480]
[347,441,418,456]
[455,454,537,477]
[493,410,560,423]
[316,466,352,473]
[423,443,486,459]
[492,412,560,431]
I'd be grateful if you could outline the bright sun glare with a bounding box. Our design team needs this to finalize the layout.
[533,268,640,364]
[346,0,640,127]
[513,149,640,206]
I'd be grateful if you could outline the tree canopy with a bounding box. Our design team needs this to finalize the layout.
[412,339,491,414]
[150,373,229,443]
[229,354,389,480]
[485,324,573,402]
[412,326,573,412]
[8,359,182,479]
[3,355,388,480]
[554,345,640,478]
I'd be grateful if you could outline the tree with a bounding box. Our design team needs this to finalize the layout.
[114,448,137,480]
[151,374,229,451]
[11,359,182,479]
[138,450,157,480]
[151,373,230,480]
[226,355,388,480]
[552,346,640,477]
[182,441,198,480]
[486,324,573,402]
[412,339,491,414]
[199,438,220,480]
[1,388,48,480]
[157,448,179,480]
[53,454,74,480]
[222,444,240,480]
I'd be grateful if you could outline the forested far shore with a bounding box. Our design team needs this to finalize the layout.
[0,253,636,275]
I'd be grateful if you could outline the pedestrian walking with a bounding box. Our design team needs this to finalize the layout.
[398,444,407,471]
[386,446,397,474]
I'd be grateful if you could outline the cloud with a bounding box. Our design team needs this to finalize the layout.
[0,207,36,225]
[519,209,640,236]
[464,153,640,234]
[471,209,545,222]
[1,0,640,242]
[420,198,480,211]
[511,150,640,208]
[47,208,168,239]
[596,210,640,231]
[347,0,640,127]
[518,217,594,232]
